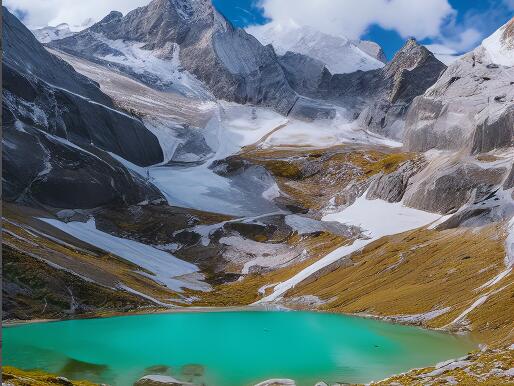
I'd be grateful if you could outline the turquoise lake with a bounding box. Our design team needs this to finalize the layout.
[2,311,475,385]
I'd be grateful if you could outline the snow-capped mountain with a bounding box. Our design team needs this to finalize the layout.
[247,21,386,74]
[482,17,514,66]
[48,0,301,116]
[31,23,76,43]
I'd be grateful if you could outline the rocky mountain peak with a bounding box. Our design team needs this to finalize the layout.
[380,37,445,104]
[49,0,298,115]
[383,38,439,79]
[89,11,123,33]
[141,0,219,25]
[502,17,514,49]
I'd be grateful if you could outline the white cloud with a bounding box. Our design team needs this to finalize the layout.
[439,27,482,52]
[4,0,150,29]
[255,0,455,40]
[424,44,461,65]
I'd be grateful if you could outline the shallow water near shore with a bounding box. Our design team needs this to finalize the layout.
[3,310,474,386]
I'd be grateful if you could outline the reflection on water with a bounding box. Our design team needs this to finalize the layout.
[60,358,108,380]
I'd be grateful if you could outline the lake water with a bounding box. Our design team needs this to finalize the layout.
[2,311,474,385]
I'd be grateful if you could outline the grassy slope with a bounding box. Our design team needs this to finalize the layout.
[2,367,98,386]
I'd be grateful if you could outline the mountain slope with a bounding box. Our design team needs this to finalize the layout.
[405,18,514,154]
[3,7,163,167]
[247,22,386,74]
[48,0,299,115]
[395,18,514,227]
[2,7,163,208]
[279,38,446,139]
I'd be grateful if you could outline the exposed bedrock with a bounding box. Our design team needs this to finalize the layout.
[403,162,507,214]
[366,158,426,203]
[2,7,163,167]
[404,42,514,154]
[2,123,163,209]
[49,0,299,116]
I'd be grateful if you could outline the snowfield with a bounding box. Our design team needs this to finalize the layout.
[40,218,209,292]
[482,19,514,67]
[257,194,443,303]
[93,33,213,98]
[261,113,402,149]
[247,21,385,74]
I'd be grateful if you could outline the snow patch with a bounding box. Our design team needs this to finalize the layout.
[257,194,443,302]
[261,111,402,149]
[94,34,212,98]
[248,21,385,74]
[481,20,514,67]
[40,218,207,292]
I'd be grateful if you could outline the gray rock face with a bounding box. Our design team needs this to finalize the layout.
[279,38,446,138]
[404,37,514,154]
[2,8,164,209]
[403,162,507,214]
[3,122,162,208]
[49,0,298,115]
[2,7,163,167]
[366,159,425,203]
[278,52,329,96]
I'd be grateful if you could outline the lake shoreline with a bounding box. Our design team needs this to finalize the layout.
[3,309,476,386]
[1,304,476,345]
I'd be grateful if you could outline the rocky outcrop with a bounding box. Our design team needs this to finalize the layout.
[343,39,446,139]
[366,159,425,203]
[49,0,299,115]
[279,38,446,138]
[398,19,514,218]
[403,162,507,214]
[2,8,164,208]
[404,18,514,154]
[2,7,163,167]
[3,122,162,208]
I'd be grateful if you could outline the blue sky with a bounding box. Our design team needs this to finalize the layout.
[6,0,513,59]
[213,0,513,59]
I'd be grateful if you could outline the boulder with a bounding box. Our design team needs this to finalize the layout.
[366,159,425,203]
[134,375,192,386]
[254,379,296,386]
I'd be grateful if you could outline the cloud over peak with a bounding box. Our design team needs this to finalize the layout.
[255,0,455,41]
[3,0,150,29]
